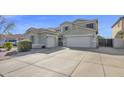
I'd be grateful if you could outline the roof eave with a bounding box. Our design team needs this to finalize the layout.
[112,17,124,28]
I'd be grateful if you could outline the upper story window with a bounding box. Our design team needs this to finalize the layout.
[86,23,94,29]
[64,26,69,31]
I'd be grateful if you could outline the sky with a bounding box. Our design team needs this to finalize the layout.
[4,15,123,38]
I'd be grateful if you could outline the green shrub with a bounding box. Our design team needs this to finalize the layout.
[4,42,13,51]
[17,39,32,52]
[0,45,4,48]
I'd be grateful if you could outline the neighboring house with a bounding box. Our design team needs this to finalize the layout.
[25,28,58,48]
[0,34,24,46]
[112,17,124,48]
[58,19,98,48]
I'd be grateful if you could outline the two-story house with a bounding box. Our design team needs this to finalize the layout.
[112,17,124,48]
[58,19,98,48]
[25,19,98,48]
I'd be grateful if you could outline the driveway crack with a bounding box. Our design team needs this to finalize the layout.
[33,65,69,76]
[100,54,106,77]
[70,52,88,76]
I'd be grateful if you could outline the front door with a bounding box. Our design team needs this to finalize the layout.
[58,36,63,46]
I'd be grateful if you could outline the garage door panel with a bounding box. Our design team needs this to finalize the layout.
[66,36,91,47]
[47,37,56,48]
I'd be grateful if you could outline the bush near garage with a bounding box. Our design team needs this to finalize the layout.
[17,39,32,52]
[3,42,13,51]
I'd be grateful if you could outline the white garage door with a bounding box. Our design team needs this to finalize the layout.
[47,37,56,48]
[66,36,91,47]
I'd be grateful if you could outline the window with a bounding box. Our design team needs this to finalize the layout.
[86,23,94,28]
[64,26,69,31]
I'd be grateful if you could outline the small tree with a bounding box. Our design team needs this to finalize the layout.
[4,42,13,51]
[97,35,104,40]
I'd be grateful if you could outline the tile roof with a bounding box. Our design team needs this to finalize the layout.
[0,34,24,40]
[26,27,57,34]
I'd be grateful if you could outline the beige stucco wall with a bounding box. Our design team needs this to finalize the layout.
[63,28,96,35]
[60,20,98,33]
[25,33,58,48]
[113,38,124,48]
[26,33,47,44]
[37,34,47,44]
[60,22,73,32]
[25,33,47,48]
[60,20,98,48]
[112,20,123,38]
[122,19,124,30]
[73,20,98,30]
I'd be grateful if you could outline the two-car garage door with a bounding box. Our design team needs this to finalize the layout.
[66,36,92,47]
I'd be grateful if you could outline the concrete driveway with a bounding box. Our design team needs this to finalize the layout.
[0,47,124,77]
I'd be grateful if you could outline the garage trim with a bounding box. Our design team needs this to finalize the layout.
[64,34,94,37]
